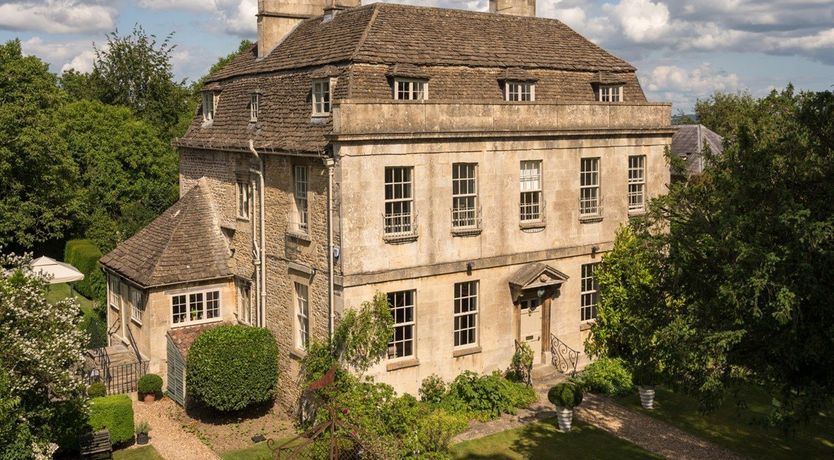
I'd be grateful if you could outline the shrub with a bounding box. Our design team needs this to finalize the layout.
[548,382,584,409]
[419,374,447,404]
[573,357,634,396]
[506,341,534,385]
[137,374,163,397]
[443,371,536,420]
[187,325,279,412]
[63,239,104,301]
[135,421,150,435]
[414,409,468,455]
[89,395,134,445]
[87,383,107,398]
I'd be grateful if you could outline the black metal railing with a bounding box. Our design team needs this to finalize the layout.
[81,360,149,395]
[550,334,580,376]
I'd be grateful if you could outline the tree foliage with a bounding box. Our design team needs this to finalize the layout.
[0,40,82,250]
[0,253,88,456]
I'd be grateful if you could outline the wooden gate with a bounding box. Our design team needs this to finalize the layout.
[167,336,186,406]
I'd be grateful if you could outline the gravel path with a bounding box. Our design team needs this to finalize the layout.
[132,396,220,460]
[575,393,745,460]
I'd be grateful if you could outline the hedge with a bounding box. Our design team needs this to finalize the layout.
[63,239,105,301]
[89,394,134,445]
[138,374,163,397]
[186,325,279,412]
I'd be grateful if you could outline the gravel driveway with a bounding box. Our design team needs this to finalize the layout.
[132,396,220,460]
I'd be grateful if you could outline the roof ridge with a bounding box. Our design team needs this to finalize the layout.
[150,183,205,280]
[350,2,380,62]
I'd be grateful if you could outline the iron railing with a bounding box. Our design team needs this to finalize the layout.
[382,212,418,241]
[451,206,481,233]
[550,334,580,376]
[82,359,149,395]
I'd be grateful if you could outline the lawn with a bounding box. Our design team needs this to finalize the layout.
[615,386,834,460]
[113,445,164,460]
[451,419,660,459]
[46,282,97,317]
[220,439,304,460]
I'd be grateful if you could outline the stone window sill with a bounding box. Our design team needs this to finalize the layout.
[580,321,595,331]
[289,348,308,360]
[519,221,546,230]
[451,227,482,237]
[287,230,311,242]
[131,318,143,327]
[452,346,482,358]
[579,215,603,224]
[386,357,419,372]
[383,234,418,244]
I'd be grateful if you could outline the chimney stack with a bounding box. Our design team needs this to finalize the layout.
[489,0,536,17]
[257,0,360,58]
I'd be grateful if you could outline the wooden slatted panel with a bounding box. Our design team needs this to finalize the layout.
[167,336,186,406]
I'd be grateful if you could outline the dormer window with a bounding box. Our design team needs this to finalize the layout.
[202,92,217,122]
[506,81,534,102]
[249,93,260,122]
[394,78,427,100]
[312,80,331,116]
[596,85,623,102]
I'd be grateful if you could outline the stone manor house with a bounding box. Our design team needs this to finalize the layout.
[99,0,672,406]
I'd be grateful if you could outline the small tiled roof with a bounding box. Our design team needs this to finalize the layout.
[671,124,723,176]
[167,323,228,359]
[207,3,634,82]
[100,180,231,288]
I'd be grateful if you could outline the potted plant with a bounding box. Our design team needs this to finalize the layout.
[547,382,584,432]
[634,367,660,410]
[137,373,163,403]
[135,421,151,445]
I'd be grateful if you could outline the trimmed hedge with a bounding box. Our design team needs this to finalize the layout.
[186,325,279,412]
[573,357,634,396]
[87,383,107,398]
[89,394,134,445]
[138,374,163,397]
[64,239,104,301]
[548,382,584,409]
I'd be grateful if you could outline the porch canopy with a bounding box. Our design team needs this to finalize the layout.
[508,262,569,302]
[30,256,84,284]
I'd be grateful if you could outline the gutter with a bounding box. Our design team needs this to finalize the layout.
[324,154,336,341]
[249,140,267,327]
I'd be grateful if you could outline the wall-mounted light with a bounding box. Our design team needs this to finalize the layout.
[466,261,474,275]
[591,245,600,258]
[536,288,546,298]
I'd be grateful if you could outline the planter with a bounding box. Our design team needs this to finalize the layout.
[556,407,574,432]
[638,386,656,410]
[136,433,149,445]
[142,393,156,403]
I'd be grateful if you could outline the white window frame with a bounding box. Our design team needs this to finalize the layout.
[506,81,534,102]
[597,85,623,102]
[581,263,599,322]
[129,286,142,325]
[108,275,120,311]
[312,80,331,116]
[394,78,427,101]
[202,91,216,122]
[580,157,601,217]
[628,155,646,213]
[383,166,416,238]
[294,282,310,351]
[169,288,222,327]
[237,281,252,325]
[387,290,416,360]
[293,165,309,234]
[249,93,259,122]
[451,163,479,230]
[236,180,250,220]
[453,281,479,348]
[520,160,543,223]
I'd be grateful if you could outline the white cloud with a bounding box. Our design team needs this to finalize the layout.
[215,0,257,36]
[642,63,741,108]
[138,0,212,11]
[0,1,116,34]
[62,48,96,73]
[604,0,671,43]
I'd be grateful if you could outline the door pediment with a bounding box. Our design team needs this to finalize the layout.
[508,262,569,302]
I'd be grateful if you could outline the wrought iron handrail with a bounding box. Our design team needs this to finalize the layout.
[550,334,580,376]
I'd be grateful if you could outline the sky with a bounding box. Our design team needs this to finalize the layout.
[1,0,832,112]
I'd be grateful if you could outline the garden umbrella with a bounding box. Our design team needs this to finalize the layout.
[29,256,84,284]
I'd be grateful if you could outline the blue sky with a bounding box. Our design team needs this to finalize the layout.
[1,0,832,112]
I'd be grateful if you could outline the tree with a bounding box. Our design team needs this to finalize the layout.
[587,225,679,387]
[0,253,88,455]
[631,87,834,422]
[0,40,83,250]
[88,25,190,139]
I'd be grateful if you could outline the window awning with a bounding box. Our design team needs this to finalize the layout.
[30,256,84,284]
[508,262,569,302]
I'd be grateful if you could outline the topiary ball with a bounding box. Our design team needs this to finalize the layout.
[137,374,163,397]
[548,382,584,409]
[186,325,279,412]
[87,383,107,398]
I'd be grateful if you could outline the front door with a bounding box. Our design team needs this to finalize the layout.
[519,296,543,358]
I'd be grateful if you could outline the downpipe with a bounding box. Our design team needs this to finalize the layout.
[325,156,335,340]
[249,140,267,327]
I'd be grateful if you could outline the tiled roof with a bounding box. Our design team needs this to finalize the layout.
[100,180,232,288]
[671,124,723,176]
[208,3,634,82]
[167,323,228,358]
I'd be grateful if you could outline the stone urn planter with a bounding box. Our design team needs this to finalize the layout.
[548,382,584,433]
[638,386,656,410]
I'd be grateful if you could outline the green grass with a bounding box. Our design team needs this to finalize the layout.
[113,445,164,460]
[220,439,302,460]
[46,282,97,317]
[451,419,660,459]
[615,386,834,460]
